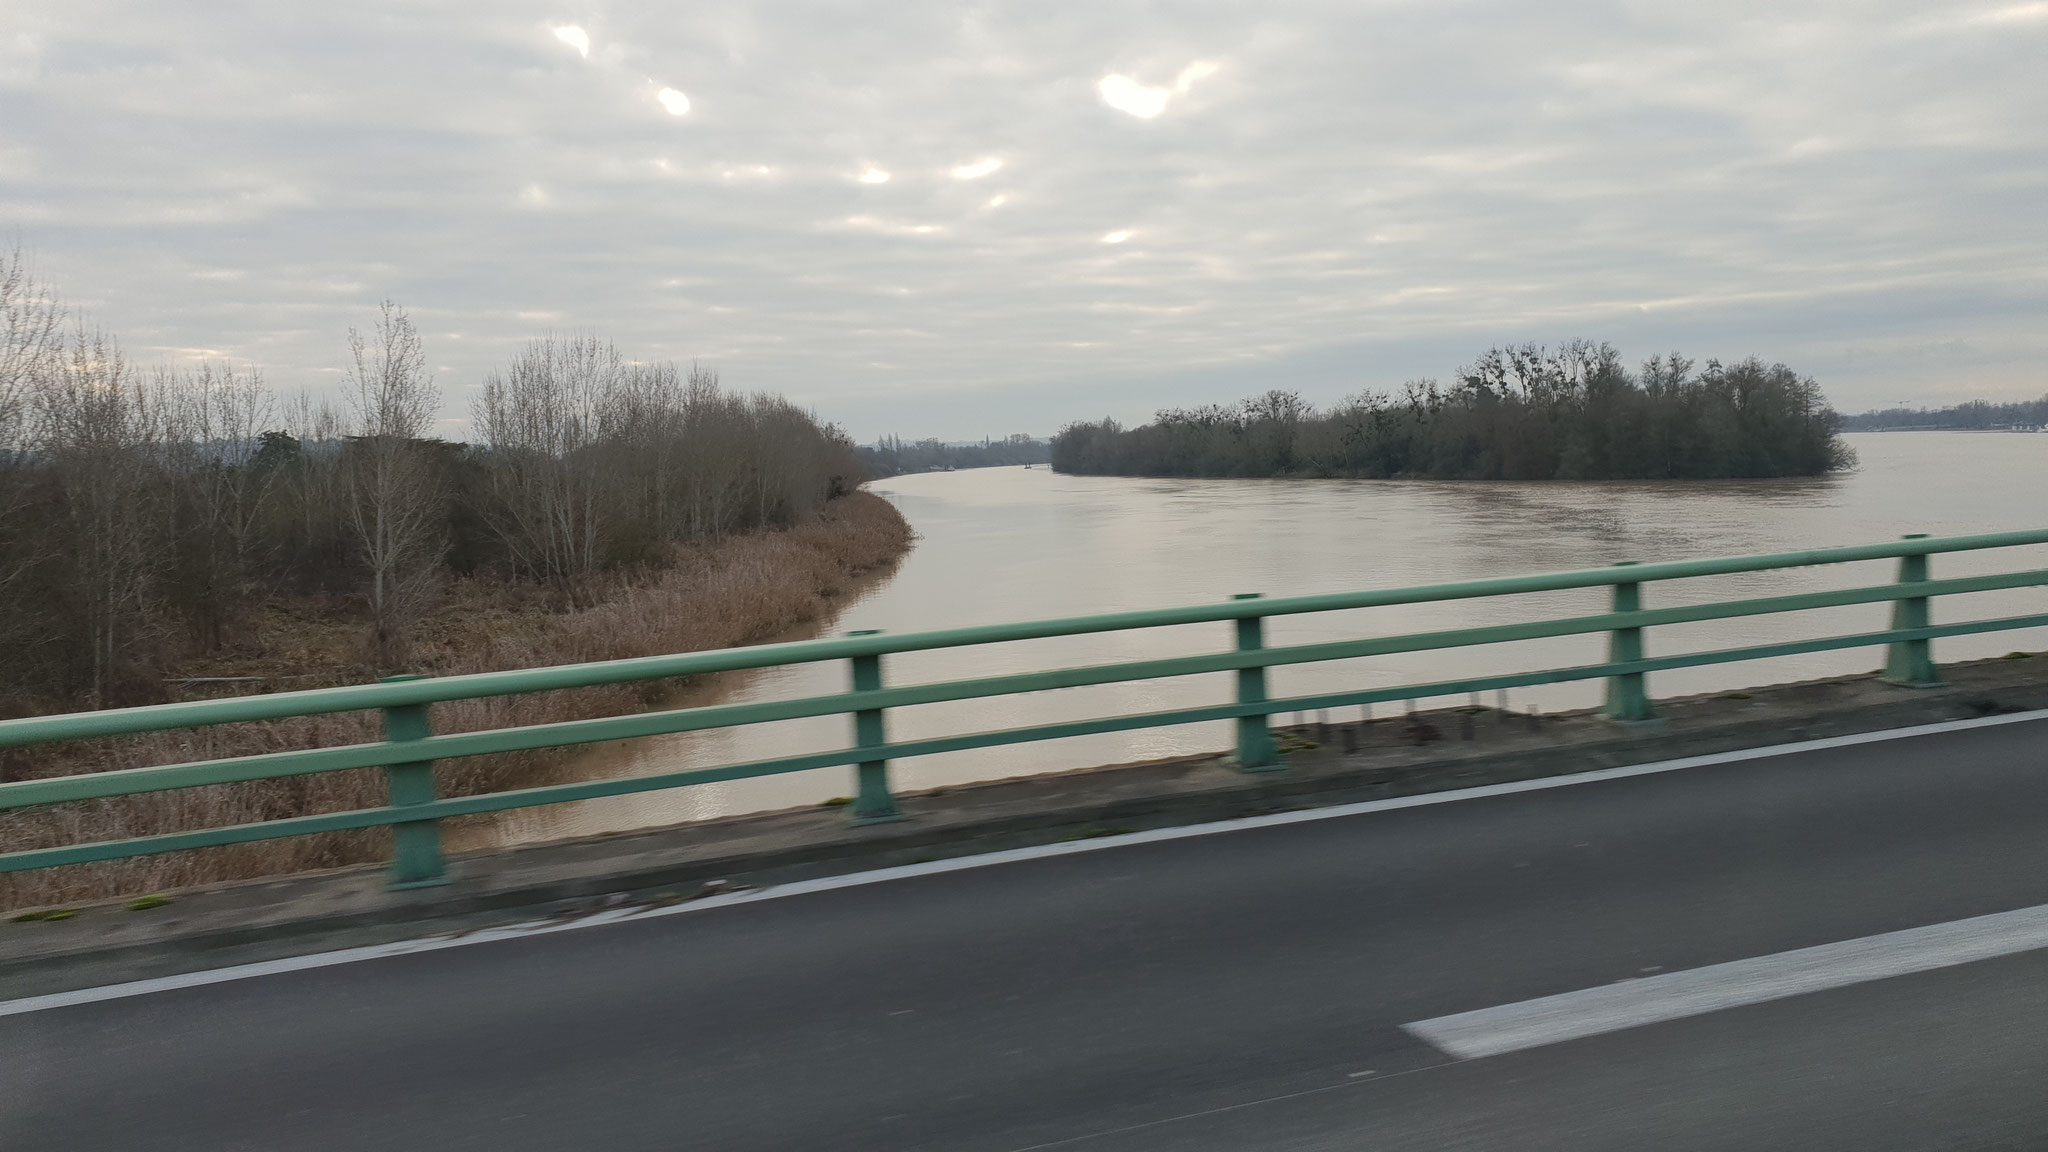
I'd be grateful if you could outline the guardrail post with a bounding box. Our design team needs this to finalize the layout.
[1602,561,1657,723]
[379,674,447,889]
[1231,594,1281,772]
[1883,534,1945,688]
[847,630,903,824]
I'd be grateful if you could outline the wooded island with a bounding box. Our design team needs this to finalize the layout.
[1053,342,1853,481]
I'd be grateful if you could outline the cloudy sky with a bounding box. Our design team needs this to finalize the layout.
[3,1,2044,439]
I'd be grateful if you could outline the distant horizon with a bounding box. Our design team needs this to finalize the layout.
[879,386,2048,447]
[879,398,2048,447]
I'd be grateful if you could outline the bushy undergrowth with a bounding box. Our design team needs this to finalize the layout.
[0,490,912,910]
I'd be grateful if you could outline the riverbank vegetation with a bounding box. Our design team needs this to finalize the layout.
[0,247,913,908]
[0,492,910,909]
[1841,395,2048,432]
[1,252,867,711]
[1053,342,1853,480]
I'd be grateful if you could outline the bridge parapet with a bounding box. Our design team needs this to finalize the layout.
[5,528,2047,887]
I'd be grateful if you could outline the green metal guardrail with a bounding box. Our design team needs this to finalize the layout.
[4,529,2047,887]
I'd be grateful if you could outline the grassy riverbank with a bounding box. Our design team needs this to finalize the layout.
[0,491,914,910]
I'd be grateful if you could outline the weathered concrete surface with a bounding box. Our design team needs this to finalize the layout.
[5,654,2045,998]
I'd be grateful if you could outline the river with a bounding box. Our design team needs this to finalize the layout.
[478,431,2048,847]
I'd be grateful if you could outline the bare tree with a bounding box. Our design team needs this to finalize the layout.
[0,245,65,592]
[681,366,748,538]
[36,325,175,701]
[610,359,687,547]
[472,334,622,592]
[341,301,443,667]
[0,244,62,443]
[166,361,275,648]
[472,350,858,584]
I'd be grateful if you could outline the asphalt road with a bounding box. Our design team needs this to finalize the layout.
[7,716,2048,1151]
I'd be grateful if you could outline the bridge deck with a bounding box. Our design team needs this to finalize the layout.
[7,713,2048,1150]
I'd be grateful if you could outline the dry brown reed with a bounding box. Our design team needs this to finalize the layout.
[0,491,912,911]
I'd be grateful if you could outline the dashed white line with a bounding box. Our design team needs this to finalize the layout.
[1405,900,2048,1059]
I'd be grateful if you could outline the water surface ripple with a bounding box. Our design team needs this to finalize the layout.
[481,432,2048,845]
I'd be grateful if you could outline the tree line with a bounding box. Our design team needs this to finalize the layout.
[0,248,861,711]
[855,433,1049,477]
[1052,342,1853,481]
[1840,396,2048,431]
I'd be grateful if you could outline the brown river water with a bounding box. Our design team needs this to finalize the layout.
[468,432,2048,849]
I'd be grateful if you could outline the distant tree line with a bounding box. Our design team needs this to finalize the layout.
[0,248,860,709]
[1839,395,2048,431]
[856,433,1049,477]
[1053,342,1853,481]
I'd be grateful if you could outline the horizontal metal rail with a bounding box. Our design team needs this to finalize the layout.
[6,526,2046,748]
[8,612,2048,875]
[2,528,2045,884]
[8,570,2048,811]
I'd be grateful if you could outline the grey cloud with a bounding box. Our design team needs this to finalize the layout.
[2,0,2043,440]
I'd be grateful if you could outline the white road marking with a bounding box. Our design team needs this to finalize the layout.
[1405,900,2048,1060]
[4,708,2043,1018]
